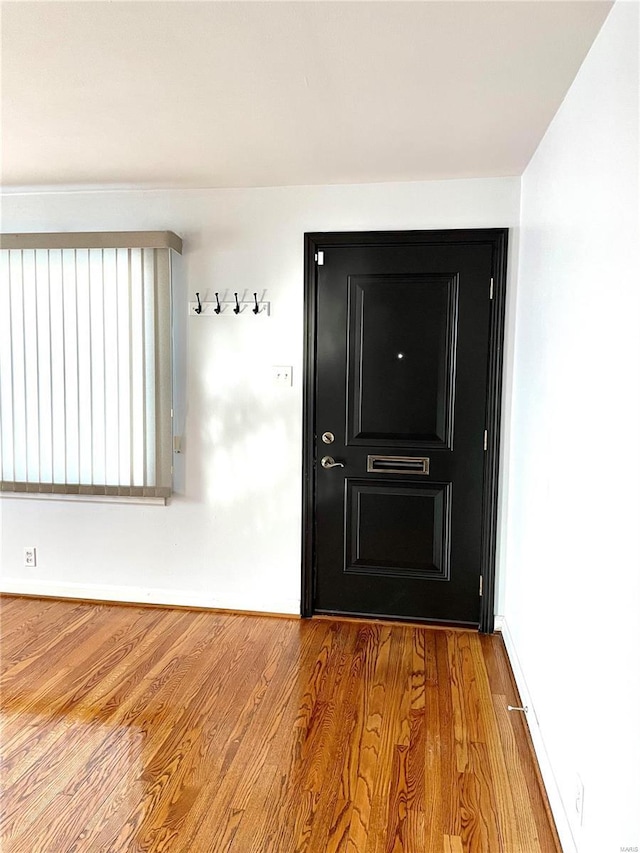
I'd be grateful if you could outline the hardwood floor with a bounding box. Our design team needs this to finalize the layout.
[0,596,560,853]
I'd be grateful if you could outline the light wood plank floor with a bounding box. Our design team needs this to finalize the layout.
[0,596,560,853]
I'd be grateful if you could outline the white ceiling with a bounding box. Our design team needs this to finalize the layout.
[1,1,612,190]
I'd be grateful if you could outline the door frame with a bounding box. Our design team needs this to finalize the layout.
[301,229,508,633]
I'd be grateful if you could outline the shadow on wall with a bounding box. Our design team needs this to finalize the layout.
[185,313,300,541]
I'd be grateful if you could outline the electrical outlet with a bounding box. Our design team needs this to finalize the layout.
[574,774,584,825]
[24,547,37,568]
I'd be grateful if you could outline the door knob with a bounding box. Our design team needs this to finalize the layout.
[320,456,345,469]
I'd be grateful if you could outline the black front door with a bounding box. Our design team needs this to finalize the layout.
[304,230,507,628]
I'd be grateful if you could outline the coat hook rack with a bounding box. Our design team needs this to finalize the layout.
[188,293,271,317]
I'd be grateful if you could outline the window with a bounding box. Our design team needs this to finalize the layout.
[0,231,182,501]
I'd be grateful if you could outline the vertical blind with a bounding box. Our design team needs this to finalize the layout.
[0,232,181,498]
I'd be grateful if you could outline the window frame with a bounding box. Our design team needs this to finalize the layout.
[0,231,182,504]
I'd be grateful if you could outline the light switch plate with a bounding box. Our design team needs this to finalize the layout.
[273,365,293,386]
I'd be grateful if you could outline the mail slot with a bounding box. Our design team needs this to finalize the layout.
[366,455,430,475]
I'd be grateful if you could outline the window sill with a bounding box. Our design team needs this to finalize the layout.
[0,492,167,506]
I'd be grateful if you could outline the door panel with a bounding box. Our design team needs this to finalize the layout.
[345,480,451,580]
[305,230,506,627]
[347,274,458,447]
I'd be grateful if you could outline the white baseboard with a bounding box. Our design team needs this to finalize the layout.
[499,617,576,853]
[0,577,300,616]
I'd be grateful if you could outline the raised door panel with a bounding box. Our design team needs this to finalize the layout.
[347,274,458,449]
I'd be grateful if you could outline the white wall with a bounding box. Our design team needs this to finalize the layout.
[504,3,640,852]
[0,177,520,615]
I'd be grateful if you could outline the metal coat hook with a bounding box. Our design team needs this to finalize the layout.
[189,293,270,317]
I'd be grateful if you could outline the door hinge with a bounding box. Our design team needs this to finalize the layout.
[483,429,488,451]
[479,575,483,596]
[315,251,324,266]
[489,277,494,300]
